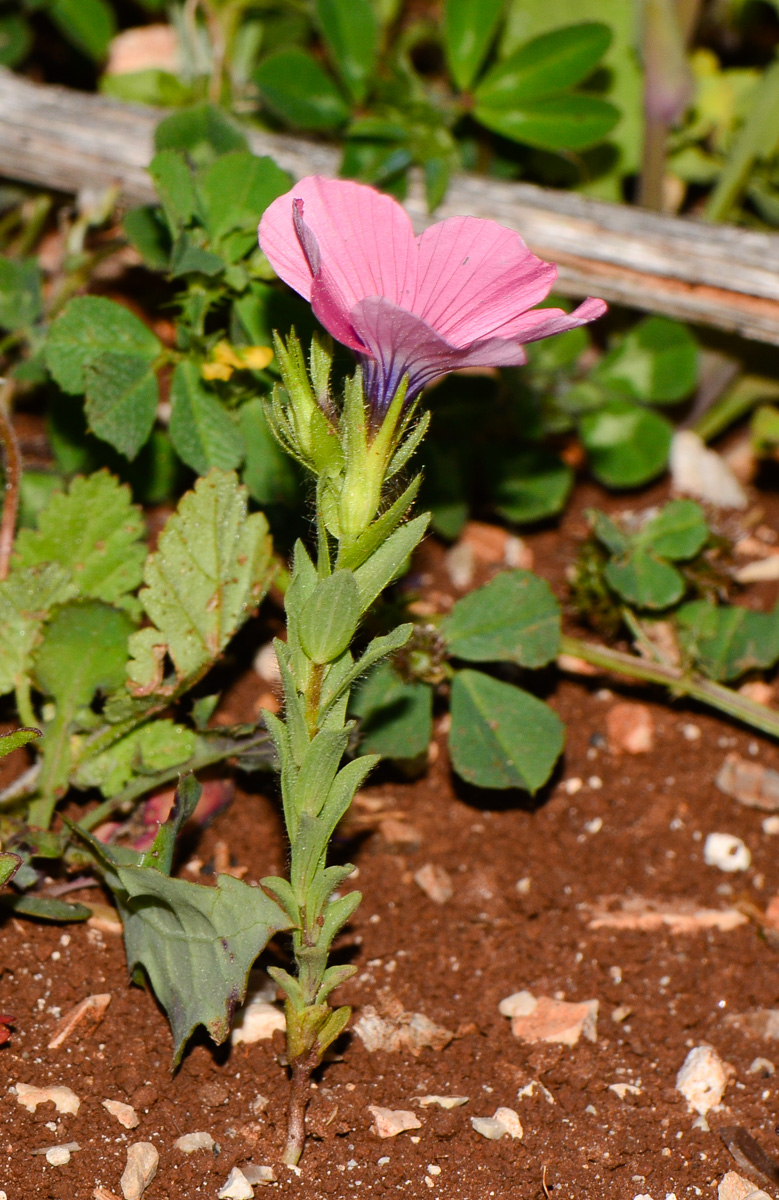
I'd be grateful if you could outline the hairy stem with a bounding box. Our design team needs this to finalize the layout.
[0,383,21,582]
[560,634,779,739]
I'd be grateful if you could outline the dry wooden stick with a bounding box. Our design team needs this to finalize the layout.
[2,69,779,343]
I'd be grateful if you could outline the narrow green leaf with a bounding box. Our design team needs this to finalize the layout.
[353,513,430,610]
[475,92,619,151]
[316,0,378,103]
[46,297,161,395]
[83,353,159,460]
[299,572,361,665]
[15,471,146,612]
[443,0,505,91]
[0,258,41,332]
[449,669,564,792]
[0,851,21,890]
[441,569,561,667]
[0,894,91,921]
[169,361,244,474]
[127,470,275,691]
[48,0,115,59]
[475,21,611,105]
[199,151,291,239]
[254,48,350,131]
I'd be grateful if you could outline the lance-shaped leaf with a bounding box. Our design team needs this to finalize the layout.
[14,471,146,613]
[0,727,40,760]
[127,470,275,693]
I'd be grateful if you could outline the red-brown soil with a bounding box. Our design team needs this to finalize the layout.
[3,480,779,1200]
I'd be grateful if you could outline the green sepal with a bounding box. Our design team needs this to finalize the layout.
[338,475,422,573]
[386,411,430,479]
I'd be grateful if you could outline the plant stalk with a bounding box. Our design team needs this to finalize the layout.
[0,382,21,582]
[559,634,779,739]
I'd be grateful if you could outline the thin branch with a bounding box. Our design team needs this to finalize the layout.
[559,634,779,740]
[0,381,20,581]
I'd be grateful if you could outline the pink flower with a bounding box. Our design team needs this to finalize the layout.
[259,176,606,416]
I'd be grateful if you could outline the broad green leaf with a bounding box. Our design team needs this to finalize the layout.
[0,258,41,332]
[0,727,40,760]
[100,68,194,107]
[239,398,300,509]
[127,470,274,691]
[149,149,199,231]
[14,471,146,612]
[123,205,172,271]
[316,0,378,103]
[677,600,779,682]
[444,0,505,91]
[491,449,573,523]
[636,499,709,560]
[169,361,244,474]
[475,92,619,151]
[605,548,684,609]
[48,0,115,59]
[74,719,196,796]
[84,353,159,460]
[475,22,612,105]
[31,601,135,826]
[441,570,560,667]
[46,297,161,395]
[579,400,673,487]
[0,14,31,67]
[449,669,564,791]
[199,151,291,240]
[169,234,225,278]
[299,572,361,665]
[254,48,350,131]
[595,317,699,404]
[0,564,75,698]
[116,865,290,1061]
[154,103,249,167]
[0,851,21,888]
[351,661,433,759]
[501,0,644,175]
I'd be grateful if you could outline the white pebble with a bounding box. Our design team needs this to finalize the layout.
[703,832,751,872]
[218,1167,254,1199]
[174,1131,215,1153]
[676,1045,731,1114]
[120,1142,159,1200]
[763,816,779,835]
[682,723,701,741]
[45,1146,71,1166]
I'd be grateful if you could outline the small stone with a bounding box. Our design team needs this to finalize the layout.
[609,1082,642,1099]
[48,993,111,1049]
[218,1167,254,1199]
[763,816,779,835]
[231,1001,285,1045]
[516,1080,555,1105]
[670,430,747,509]
[106,24,179,75]
[242,1166,276,1186]
[676,1045,731,1115]
[45,1146,71,1166]
[735,556,779,583]
[723,1008,779,1039]
[368,1106,422,1138]
[716,754,779,812]
[682,723,701,741]
[413,863,453,904]
[413,1095,469,1109]
[557,653,598,677]
[606,702,655,754]
[15,1083,80,1115]
[739,681,775,706]
[747,1056,775,1075]
[120,1142,159,1200]
[471,1107,523,1141]
[718,1171,771,1200]
[354,1005,453,1055]
[378,818,422,849]
[704,832,751,872]
[174,1131,215,1154]
[102,1099,139,1129]
[499,991,598,1046]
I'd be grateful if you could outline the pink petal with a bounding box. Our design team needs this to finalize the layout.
[259,176,417,310]
[512,296,608,342]
[412,217,557,347]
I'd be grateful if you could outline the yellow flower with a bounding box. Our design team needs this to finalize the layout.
[201,341,274,381]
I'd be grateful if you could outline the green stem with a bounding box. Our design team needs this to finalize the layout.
[560,634,779,739]
[692,374,779,444]
[0,382,21,582]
